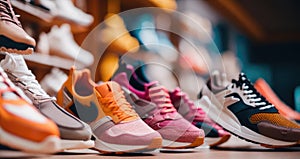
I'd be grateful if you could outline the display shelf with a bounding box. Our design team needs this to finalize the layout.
[11,0,90,33]
[24,53,85,70]
[23,53,86,81]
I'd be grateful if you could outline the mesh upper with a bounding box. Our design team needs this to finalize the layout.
[250,113,300,129]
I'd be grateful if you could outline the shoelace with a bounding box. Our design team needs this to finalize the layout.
[230,73,273,109]
[99,90,138,122]
[2,53,55,103]
[173,89,206,119]
[149,86,177,115]
[172,88,221,127]
[0,0,21,27]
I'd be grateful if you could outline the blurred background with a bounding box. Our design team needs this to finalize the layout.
[14,0,300,111]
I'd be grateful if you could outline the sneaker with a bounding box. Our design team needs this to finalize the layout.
[198,71,300,148]
[114,62,229,147]
[113,72,205,149]
[40,67,68,97]
[37,0,93,26]
[57,67,162,153]
[45,24,94,67]
[0,66,60,153]
[0,53,94,150]
[0,0,35,54]
[169,87,230,147]
[254,78,300,121]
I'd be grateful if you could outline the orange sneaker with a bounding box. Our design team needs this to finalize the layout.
[57,67,162,153]
[254,78,300,121]
[0,67,60,153]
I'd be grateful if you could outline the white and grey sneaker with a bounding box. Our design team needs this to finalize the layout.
[197,71,300,148]
[0,53,94,150]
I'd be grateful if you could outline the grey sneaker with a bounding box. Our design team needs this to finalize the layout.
[0,53,94,150]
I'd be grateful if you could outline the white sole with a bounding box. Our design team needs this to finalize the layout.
[198,94,298,147]
[93,137,162,153]
[162,136,204,149]
[0,126,60,153]
[162,139,191,147]
[60,139,95,150]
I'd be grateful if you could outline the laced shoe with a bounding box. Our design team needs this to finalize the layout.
[113,72,205,149]
[0,53,94,150]
[169,88,230,147]
[0,66,60,153]
[0,0,35,54]
[198,71,300,148]
[57,67,162,153]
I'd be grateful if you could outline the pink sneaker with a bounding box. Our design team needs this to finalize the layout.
[113,73,204,149]
[169,88,230,147]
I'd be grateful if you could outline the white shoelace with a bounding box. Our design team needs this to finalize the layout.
[241,83,266,106]
[231,75,274,110]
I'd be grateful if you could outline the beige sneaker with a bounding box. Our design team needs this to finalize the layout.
[0,0,35,54]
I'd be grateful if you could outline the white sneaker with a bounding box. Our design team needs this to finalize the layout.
[0,53,95,151]
[36,32,50,55]
[47,24,94,67]
[40,67,68,97]
[39,0,93,26]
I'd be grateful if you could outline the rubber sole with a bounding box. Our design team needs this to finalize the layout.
[0,47,33,55]
[92,137,162,154]
[198,94,300,148]
[0,126,60,153]
[162,136,204,149]
[206,134,231,147]
[60,139,95,150]
[0,35,34,55]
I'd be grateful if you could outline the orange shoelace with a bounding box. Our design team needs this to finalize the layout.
[99,90,138,122]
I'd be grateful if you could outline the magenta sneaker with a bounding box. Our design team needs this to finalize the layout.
[113,73,204,149]
[169,87,230,147]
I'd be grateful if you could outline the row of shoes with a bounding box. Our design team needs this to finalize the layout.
[112,62,300,148]
[0,53,230,154]
[0,53,94,153]
[2,53,300,154]
[0,0,94,68]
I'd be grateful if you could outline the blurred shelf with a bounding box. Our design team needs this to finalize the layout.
[23,53,87,81]
[11,0,90,33]
[120,0,177,11]
[24,53,85,70]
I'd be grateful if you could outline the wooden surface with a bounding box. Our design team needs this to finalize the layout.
[1,136,300,159]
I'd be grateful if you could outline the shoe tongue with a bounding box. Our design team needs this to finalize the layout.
[95,81,122,97]
[9,55,29,72]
